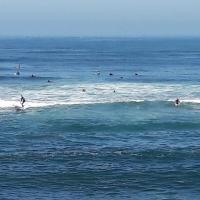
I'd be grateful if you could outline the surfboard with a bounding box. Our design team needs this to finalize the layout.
[174,102,180,107]
[15,106,24,111]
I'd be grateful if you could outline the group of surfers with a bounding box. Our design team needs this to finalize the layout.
[15,65,181,108]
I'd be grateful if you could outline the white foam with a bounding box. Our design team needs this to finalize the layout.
[181,99,200,104]
[0,100,18,108]
[1,83,200,109]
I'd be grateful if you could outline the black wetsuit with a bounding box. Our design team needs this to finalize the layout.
[21,96,25,107]
[175,99,180,105]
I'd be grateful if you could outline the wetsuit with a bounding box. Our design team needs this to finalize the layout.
[21,96,26,107]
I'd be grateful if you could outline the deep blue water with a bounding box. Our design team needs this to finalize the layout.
[1,38,200,199]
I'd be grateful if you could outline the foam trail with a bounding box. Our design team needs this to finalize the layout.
[181,99,200,104]
[0,100,18,108]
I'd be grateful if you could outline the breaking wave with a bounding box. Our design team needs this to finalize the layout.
[1,82,200,109]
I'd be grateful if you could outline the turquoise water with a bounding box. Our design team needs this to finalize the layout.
[1,38,200,199]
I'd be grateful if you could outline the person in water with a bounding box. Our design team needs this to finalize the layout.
[16,64,21,75]
[20,95,26,107]
[175,98,180,106]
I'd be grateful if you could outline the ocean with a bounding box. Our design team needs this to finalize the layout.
[0,37,200,199]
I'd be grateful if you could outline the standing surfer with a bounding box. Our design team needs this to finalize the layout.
[175,98,180,106]
[20,95,26,107]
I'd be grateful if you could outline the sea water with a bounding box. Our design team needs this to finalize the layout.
[0,37,200,199]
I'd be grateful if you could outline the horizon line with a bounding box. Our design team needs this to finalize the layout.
[0,35,200,39]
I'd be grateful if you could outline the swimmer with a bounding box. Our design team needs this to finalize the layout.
[20,95,26,107]
[113,90,116,93]
[82,89,86,92]
[135,73,138,76]
[47,80,52,83]
[31,74,36,78]
[15,64,21,75]
[97,71,100,76]
[109,73,113,76]
[120,76,123,79]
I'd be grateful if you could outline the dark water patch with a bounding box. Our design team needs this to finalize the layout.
[46,119,200,133]
[0,75,58,79]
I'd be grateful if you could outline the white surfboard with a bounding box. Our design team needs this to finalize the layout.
[14,106,24,111]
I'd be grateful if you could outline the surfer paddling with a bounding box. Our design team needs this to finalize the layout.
[20,95,26,107]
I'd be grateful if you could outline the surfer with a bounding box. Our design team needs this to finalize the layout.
[20,95,26,107]
[109,73,113,76]
[16,64,21,75]
[175,98,180,106]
